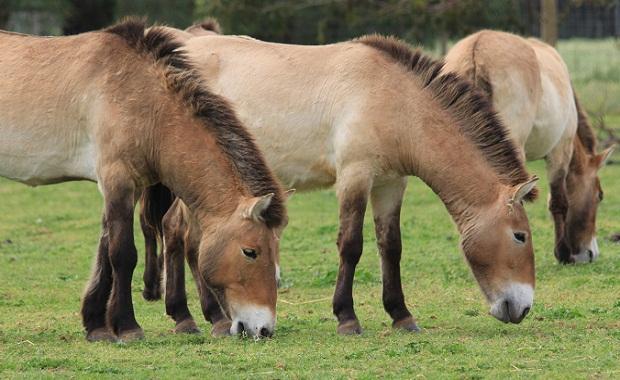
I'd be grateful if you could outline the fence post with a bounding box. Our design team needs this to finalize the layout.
[541,0,558,45]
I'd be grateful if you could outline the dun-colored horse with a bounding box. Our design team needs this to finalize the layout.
[444,30,614,264]
[143,26,540,335]
[0,19,287,340]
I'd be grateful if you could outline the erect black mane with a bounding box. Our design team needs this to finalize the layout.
[356,34,537,200]
[105,18,284,227]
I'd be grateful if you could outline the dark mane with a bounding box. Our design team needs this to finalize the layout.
[355,35,537,200]
[105,18,284,227]
[572,88,597,154]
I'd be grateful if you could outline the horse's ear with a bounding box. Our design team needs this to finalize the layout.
[283,189,296,201]
[512,176,539,203]
[185,18,222,36]
[595,145,614,169]
[243,193,274,221]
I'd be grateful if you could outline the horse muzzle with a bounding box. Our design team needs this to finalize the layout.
[489,283,533,324]
[229,304,276,338]
[572,238,599,263]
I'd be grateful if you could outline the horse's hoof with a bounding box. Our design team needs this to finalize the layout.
[392,316,421,332]
[142,288,161,301]
[118,328,145,342]
[174,319,201,334]
[211,320,232,337]
[86,328,117,342]
[337,319,362,335]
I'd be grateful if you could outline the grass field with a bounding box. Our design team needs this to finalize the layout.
[1,39,620,378]
[1,158,619,379]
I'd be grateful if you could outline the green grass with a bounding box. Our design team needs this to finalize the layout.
[2,38,620,379]
[1,156,620,378]
[558,39,620,135]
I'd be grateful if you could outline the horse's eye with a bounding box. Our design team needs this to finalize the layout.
[598,191,604,202]
[242,248,257,259]
[513,232,527,244]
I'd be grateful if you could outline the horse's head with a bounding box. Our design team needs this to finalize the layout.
[197,193,289,338]
[461,177,538,324]
[558,146,613,263]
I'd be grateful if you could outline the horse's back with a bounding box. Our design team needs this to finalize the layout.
[0,32,115,185]
[444,30,542,150]
[184,35,402,190]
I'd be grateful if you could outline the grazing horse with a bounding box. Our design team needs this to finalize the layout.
[143,29,540,335]
[444,30,614,264]
[0,19,288,340]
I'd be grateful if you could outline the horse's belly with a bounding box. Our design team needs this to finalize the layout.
[0,130,97,185]
[271,159,336,191]
[523,125,561,160]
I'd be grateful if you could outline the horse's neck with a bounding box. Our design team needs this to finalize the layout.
[570,135,590,174]
[399,114,502,228]
[156,120,245,223]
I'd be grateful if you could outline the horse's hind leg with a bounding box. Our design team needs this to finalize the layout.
[371,178,419,332]
[81,215,116,342]
[332,169,372,335]
[140,204,162,301]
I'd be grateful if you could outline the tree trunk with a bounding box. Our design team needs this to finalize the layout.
[541,0,558,46]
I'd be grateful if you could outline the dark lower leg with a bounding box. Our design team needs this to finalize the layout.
[375,212,417,330]
[332,195,367,334]
[549,176,571,263]
[164,236,195,330]
[188,251,229,335]
[141,213,161,301]
[106,207,142,339]
[81,224,115,341]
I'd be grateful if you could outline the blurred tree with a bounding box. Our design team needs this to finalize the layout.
[0,0,10,29]
[63,0,116,34]
[195,0,528,46]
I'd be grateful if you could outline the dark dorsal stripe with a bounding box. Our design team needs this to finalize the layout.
[105,18,284,227]
[356,35,536,201]
[572,88,597,154]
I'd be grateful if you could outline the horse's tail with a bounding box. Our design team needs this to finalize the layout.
[572,86,597,154]
[140,183,175,239]
[140,183,175,301]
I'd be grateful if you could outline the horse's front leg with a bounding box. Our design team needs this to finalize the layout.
[161,212,200,334]
[100,174,143,340]
[186,244,231,337]
[332,172,371,335]
[371,178,419,332]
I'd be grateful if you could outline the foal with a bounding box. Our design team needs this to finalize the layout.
[444,30,613,264]
[0,19,286,340]
[145,29,540,334]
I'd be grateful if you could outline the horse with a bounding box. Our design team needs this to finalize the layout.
[0,18,288,341]
[443,30,614,264]
[142,27,540,335]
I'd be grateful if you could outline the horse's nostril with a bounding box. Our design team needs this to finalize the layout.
[521,306,531,320]
[259,327,272,338]
[237,322,246,335]
[588,250,594,262]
